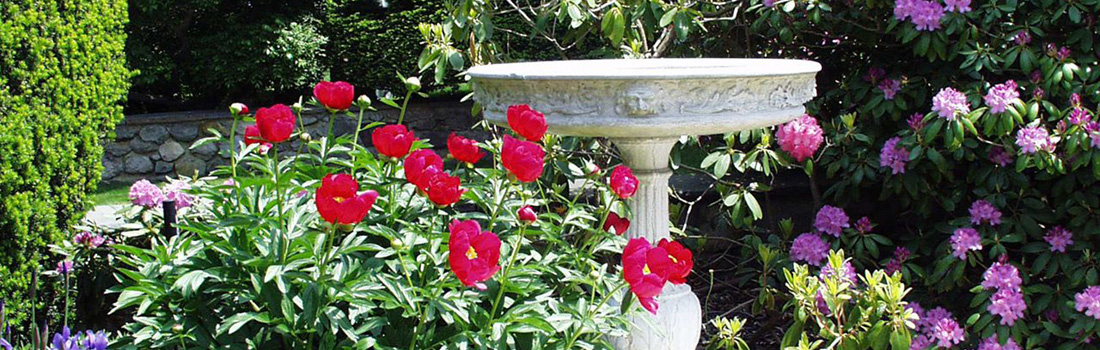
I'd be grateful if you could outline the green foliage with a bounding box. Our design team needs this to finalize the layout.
[0,0,130,329]
[110,86,635,349]
[783,251,916,350]
[127,0,324,108]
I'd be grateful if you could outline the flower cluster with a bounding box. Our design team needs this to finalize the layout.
[1015,125,1055,154]
[821,261,858,285]
[854,217,873,234]
[949,228,981,259]
[879,79,902,100]
[968,200,1002,226]
[983,80,1020,114]
[447,219,502,290]
[879,137,910,174]
[977,336,1021,350]
[447,133,485,164]
[776,114,824,162]
[404,149,466,207]
[988,288,1027,326]
[988,147,1013,166]
[790,233,830,266]
[909,305,966,349]
[932,87,970,120]
[907,113,926,131]
[1075,286,1100,319]
[813,205,850,237]
[315,174,379,225]
[128,179,195,209]
[942,0,971,12]
[884,246,911,275]
[1043,226,1074,253]
[894,0,946,31]
[1068,108,1092,125]
[622,237,694,314]
[73,231,106,249]
[49,327,108,350]
[982,261,1022,291]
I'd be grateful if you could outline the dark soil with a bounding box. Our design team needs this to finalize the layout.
[690,249,790,350]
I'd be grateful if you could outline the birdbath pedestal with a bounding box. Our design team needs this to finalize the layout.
[468,58,821,350]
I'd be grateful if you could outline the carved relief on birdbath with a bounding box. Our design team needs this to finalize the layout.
[469,58,820,350]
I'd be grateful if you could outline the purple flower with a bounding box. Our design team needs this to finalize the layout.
[982,261,1022,291]
[1014,31,1031,46]
[1071,93,1083,107]
[1068,108,1092,125]
[910,0,945,31]
[885,259,902,274]
[821,261,858,285]
[968,200,1002,226]
[0,337,10,350]
[894,246,912,261]
[855,217,873,233]
[908,113,927,131]
[949,228,981,259]
[52,326,77,350]
[1030,70,1042,84]
[922,307,954,333]
[1044,226,1074,252]
[880,137,910,174]
[931,317,965,348]
[1076,286,1100,319]
[1087,122,1100,149]
[910,335,932,350]
[988,147,1013,166]
[82,330,108,350]
[129,179,165,208]
[814,205,850,237]
[56,260,73,275]
[764,0,778,7]
[979,336,1022,350]
[776,115,825,162]
[791,233,830,266]
[984,80,1020,114]
[988,288,1027,326]
[1015,125,1054,154]
[1033,87,1045,100]
[864,67,887,82]
[815,291,831,315]
[163,180,194,209]
[943,0,971,12]
[894,0,918,20]
[73,231,106,249]
[1057,46,1072,60]
[933,88,970,120]
[879,79,902,100]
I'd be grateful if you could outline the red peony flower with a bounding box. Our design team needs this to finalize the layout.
[609,165,639,199]
[372,124,416,158]
[622,237,673,314]
[448,219,502,290]
[518,205,537,224]
[315,174,379,225]
[424,171,465,207]
[501,135,545,183]
[604,212,630,235]
[255,104,296,143]
[244,125,272,148]
[447,133,485,164]
[313,81,355,111]
[507,104,548,142]
[657,239,694,285]
[404,149,444,189]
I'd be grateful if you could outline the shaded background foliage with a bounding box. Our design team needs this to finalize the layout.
[0,0,131,329]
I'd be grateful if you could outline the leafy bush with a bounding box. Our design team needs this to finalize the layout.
[425,0,1100,348]
[107,80,700,348]
[0,0,130,328]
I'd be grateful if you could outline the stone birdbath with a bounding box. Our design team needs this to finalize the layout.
[468,58,820,350]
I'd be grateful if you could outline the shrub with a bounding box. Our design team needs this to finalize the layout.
[108,82,693,348]
[0,0,130,328]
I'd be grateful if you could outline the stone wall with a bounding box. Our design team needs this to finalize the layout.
[102,101,479,183]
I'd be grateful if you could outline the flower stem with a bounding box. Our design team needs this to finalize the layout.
[229,116,240,179]
[489,186,527,321]
[63,273,69,328]
[397,90,413,125]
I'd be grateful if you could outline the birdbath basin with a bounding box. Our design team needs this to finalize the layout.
[468,58,820,350]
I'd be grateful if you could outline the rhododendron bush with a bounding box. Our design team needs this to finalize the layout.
[106,80,697,349]
[424,0,1100,348]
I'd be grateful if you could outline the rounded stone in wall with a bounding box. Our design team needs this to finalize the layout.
[115,125,140,140]
[159,140,185,162]
[140,125,169,143]
[169,125,200,142]
[193,142,218,158]
[129,138,158,153]
[175,155,207,177]
[123,154,153,174]
[102,156,122,179]
[104,142,130,157]
[155,161,173,174]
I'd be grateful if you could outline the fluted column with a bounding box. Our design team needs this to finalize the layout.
[608,137,702,350]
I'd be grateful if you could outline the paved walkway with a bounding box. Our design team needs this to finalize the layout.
[84,204,126,231]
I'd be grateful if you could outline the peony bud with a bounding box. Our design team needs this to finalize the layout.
[357,95,372,108]
[292,102,303,114]
[230,103,249,116]
[172,324,184,334]
[518,205,537,224]
[405,77,422,93]
[300,132,312,142]
[391,238,404,249]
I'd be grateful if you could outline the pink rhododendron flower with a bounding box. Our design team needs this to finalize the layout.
[1014,31,1031,45]
[1044,226,1074,252]
[864,67,886,82]
[821,261,858,285]
[911,0,945,31]
[908,113,927,131]
[910,335,932,350]
[790,233,829,266]
[129,179,165,208]
[949,228,981,259]
[894,246,912,261]
[988,288,1027,326]
[922,307,953,333]
[1068,108,1092,125]
[73,231,106,249]
[880,137,910,174]
[988,146,1014,166]
[885,259,902,275]
[776,115,824,162]
[814,205,850,237]
[1087,122,1100,149]
[982,261,1022,291]
[969,200,1002,226]
[163,180,195,209]
[979,336,1021,350]
[932,87,970,120]
[1015,125,1054,154]
[1075,286,1100,319]
[931,317,965,348]
[943,0,971,12]
[984,80,1020,114]
[879,79,902,100]
[815,291,831,316]
[855,217,873,233]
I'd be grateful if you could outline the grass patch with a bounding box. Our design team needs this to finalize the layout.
[90,182,131,206]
